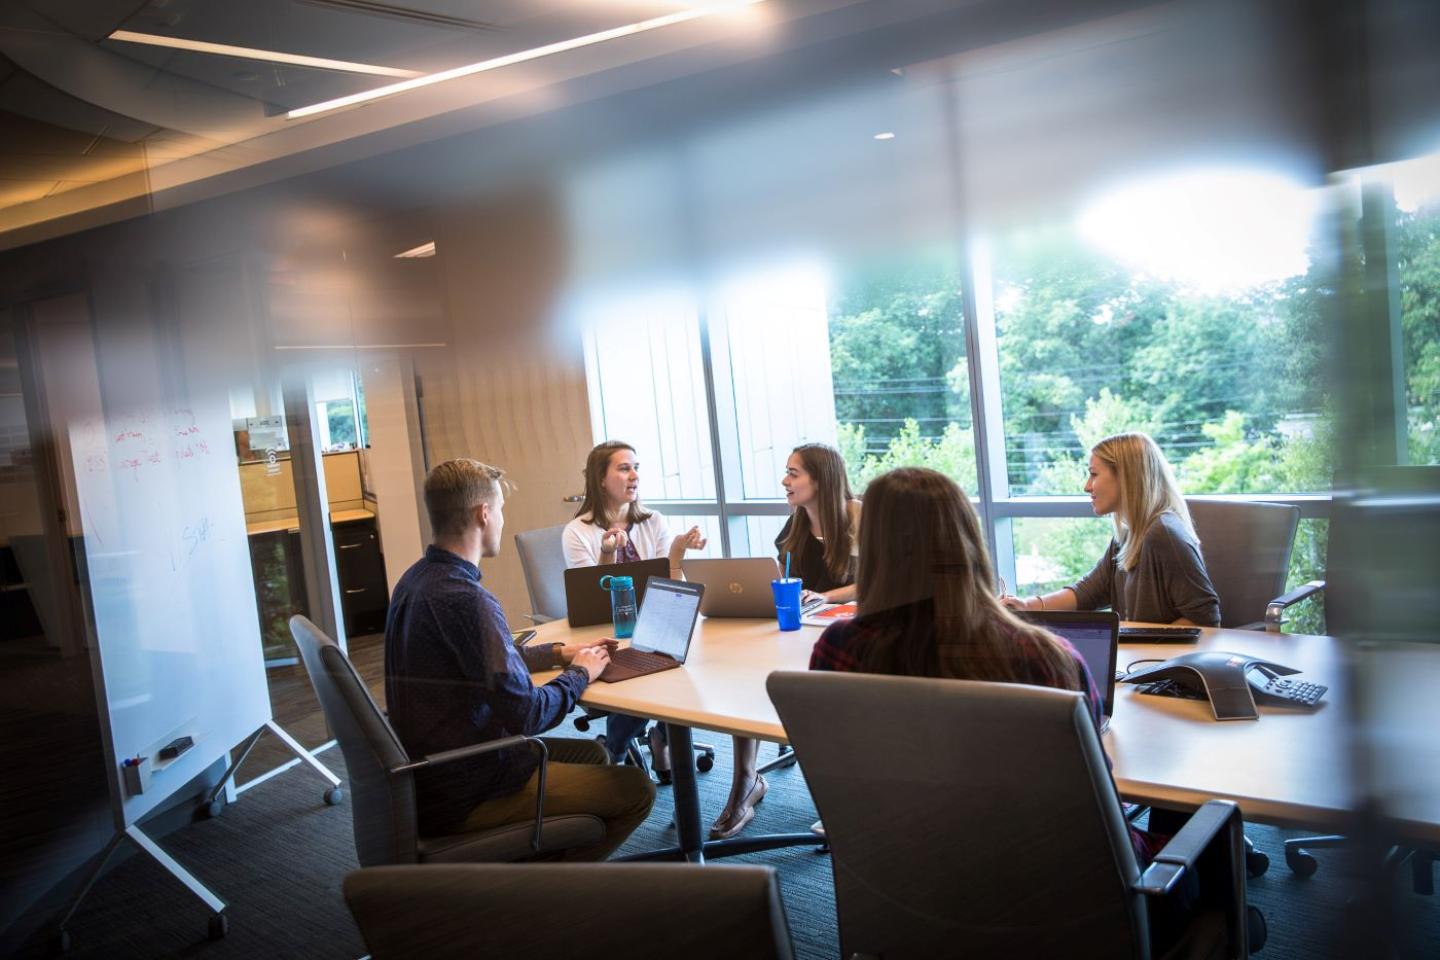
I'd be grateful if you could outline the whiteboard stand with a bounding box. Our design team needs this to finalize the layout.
[204,720,343,817]
[54,824,229,952]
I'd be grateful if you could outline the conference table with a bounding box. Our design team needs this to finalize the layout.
[530,616,1440,863]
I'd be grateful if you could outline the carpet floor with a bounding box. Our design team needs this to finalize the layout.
[30,713,1439,959]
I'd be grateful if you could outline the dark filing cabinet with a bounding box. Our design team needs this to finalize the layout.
[332,516,389,636]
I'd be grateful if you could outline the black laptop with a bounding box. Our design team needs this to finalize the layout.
[1016,610,1120,731]
[562,558,671,628]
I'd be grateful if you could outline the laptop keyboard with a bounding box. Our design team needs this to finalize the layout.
[609,647,675,673]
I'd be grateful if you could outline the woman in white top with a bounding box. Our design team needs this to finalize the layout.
[563,441,706,766]
[563,441,706,571]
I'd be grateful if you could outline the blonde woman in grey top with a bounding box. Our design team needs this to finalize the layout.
[1005,432,1220,626]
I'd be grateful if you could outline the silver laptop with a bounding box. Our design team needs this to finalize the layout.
[682,557,827,618]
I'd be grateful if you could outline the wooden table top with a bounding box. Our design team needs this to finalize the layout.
[531,617,1440,842]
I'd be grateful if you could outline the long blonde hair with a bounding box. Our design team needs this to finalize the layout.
[1091,432,1194,571]
[854,468,1079,686]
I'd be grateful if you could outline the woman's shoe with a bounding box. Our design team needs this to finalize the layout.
[647,726,672,785]
[709,806,735,839]
[709,776,767,840]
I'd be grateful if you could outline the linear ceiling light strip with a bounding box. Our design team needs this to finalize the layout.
[287,0,767,120]
[108,29,423,78]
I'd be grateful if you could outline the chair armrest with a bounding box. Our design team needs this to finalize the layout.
[1264,580,1326,631]
[1134,800,1240,896]
[391,737,552,853]
[390,735,531,774]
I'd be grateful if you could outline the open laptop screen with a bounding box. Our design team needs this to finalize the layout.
[632,578,704,662]
[1017,611,1119,717]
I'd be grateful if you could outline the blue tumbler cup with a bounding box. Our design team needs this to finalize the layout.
[600,574,637,639]
[771,577,803,631]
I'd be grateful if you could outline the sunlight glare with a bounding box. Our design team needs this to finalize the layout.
[1077,168,1318,293]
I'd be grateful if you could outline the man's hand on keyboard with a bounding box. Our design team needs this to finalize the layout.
[572,645,611,683]
[561,637,618,663]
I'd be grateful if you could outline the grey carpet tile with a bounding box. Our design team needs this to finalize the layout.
[34,711,1440,959]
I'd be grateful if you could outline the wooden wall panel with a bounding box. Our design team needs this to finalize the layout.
[421,190,593,617]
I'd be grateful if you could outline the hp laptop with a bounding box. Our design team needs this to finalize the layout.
[683,557,829,618]
[599,577,705,683]
[1016,610,1120,731]
[562,558,670,628]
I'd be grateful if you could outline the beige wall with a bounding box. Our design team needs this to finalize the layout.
[418,189,593,617]
[359,356,427,595]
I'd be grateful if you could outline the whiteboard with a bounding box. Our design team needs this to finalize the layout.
[67,377,270,827]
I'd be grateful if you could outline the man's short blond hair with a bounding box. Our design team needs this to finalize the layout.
[424,459,508,537]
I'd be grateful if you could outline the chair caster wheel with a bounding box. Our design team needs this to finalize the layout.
[1245,848,1269,878]
[575,716,592,732]
[208,913,228,940]
[1285,848,1318,877]
[323,786,343,806]
[205,797,225,819]
[696,753,714,773]
[1247,906,1268,951]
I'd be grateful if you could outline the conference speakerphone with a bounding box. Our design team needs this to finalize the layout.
[1123,650,1328,720]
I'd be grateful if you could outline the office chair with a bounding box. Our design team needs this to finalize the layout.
[769,671,1262,960]
[1186,497,1305,631]
[288,615,605,865]
[513,524,715,784]
[345,863,795,959]
[513,524,571,624]
[1187,498,1345,876]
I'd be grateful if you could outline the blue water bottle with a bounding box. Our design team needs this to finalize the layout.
[599,574,637,639]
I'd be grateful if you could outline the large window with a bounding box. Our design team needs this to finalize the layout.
[1392,154,1440,466]
[992,169,1331,500]
[828,252,977,498]
[562,51,1432,636]
[581,286,716,502]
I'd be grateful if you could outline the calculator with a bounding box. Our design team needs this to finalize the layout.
[1247,664,1327,707]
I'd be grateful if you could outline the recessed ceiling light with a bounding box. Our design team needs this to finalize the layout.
[108,29,423,78]
[873,132,896,141]
[394,241,436,258]
[287,0,770,120]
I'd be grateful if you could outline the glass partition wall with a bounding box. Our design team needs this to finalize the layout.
[565,72,1428,637]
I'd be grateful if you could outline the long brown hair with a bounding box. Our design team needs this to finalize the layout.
[854,467,1079,687]
[574,441,653,530]
[779,443,855,583]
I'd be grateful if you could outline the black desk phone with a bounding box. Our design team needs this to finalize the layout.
[1123,650,1328,720]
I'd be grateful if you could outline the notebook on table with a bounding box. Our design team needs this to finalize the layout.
[1015,610,1120,732]
[562,558,670,627]
[599,577,705,683]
